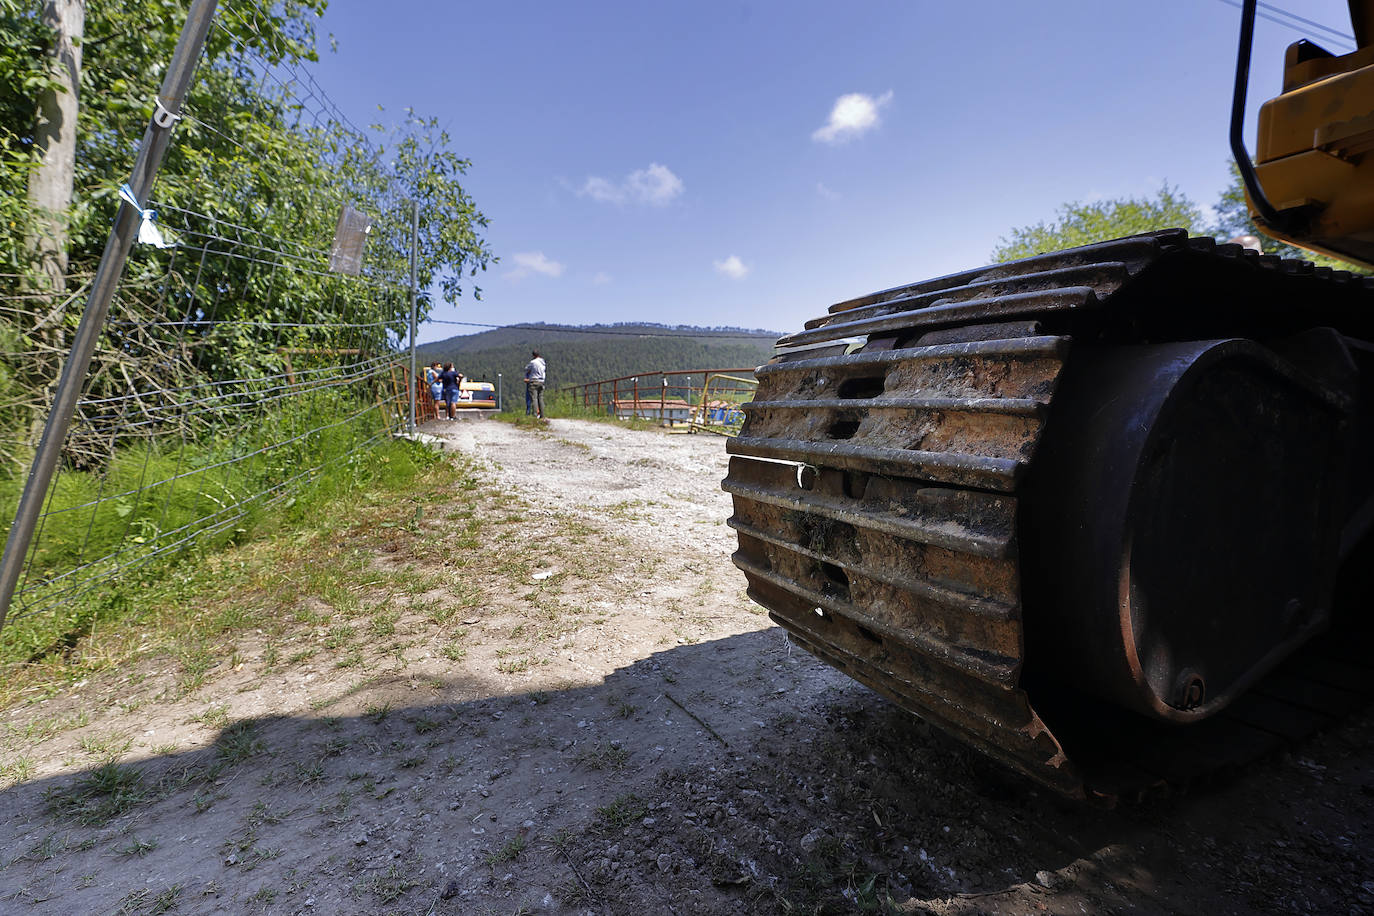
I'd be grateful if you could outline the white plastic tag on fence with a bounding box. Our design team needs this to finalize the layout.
[118,184,174,249]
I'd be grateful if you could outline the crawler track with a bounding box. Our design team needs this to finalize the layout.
[724,230,1374,802]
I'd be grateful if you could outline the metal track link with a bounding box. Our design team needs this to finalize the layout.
[724,229,1374,802]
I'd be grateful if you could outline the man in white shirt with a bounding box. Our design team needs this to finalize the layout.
[524,350,547,419]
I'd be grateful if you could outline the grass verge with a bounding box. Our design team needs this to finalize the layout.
[0,434,463,707]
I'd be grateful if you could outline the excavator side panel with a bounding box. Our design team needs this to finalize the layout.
[1246,4,1374,266]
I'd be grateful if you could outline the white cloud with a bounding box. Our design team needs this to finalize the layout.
[592,271,612,285]
[816,182,841,200]
[579,162,684,206]
[580,176,623,204]
[714,255,749,280]
[812,90,893,144]
[626,163,684,204]
[505,251,565,280]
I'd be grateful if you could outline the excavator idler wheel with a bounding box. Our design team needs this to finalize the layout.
[1020,337,1353,723]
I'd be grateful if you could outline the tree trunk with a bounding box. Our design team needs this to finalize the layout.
[26,0,85,295]
[20,1,85,453]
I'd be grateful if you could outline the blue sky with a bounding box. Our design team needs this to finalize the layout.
[309,0,1358,343]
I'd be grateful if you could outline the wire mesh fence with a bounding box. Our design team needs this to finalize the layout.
[0,1,417,631]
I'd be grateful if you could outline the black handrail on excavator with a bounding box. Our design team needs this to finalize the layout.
[1229,0,1285,228]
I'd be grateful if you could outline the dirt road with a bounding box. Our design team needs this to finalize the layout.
[1,418,1371,915]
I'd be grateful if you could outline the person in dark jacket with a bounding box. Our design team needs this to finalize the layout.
[438,363,463,419]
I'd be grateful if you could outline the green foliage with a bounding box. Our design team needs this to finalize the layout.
[0,399,437,661]
[373,111,493,307]
[1,433,454,711]
[2,0,332,276]
[0,319,33,470]
[0,0,45,272]
[994,164,1368,273]
[0,1,490,632]
[991,183,1203,262]
[1,391,368,576]
[0,0,492,468]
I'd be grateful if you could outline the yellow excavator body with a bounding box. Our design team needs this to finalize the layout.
[1248,1,1374,265]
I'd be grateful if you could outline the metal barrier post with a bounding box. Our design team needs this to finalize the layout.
[0,0,218,632]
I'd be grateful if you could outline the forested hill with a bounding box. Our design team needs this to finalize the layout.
[415,323,779,411]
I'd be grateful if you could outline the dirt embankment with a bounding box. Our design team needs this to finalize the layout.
[1,417,1371,915]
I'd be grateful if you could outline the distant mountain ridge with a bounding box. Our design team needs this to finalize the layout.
[414,322,781,412]
[419,321,779,354]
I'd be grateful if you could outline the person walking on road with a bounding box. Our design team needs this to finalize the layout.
[438,362,463,420]
[525,350,546,419]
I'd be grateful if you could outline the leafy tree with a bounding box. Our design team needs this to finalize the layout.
[0,0,54,275]
[0,0,492,468]
[991,184,1203,262]
[372,111,493,309]
[1,0,334,276]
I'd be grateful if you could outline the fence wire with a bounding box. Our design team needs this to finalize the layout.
[0,1,414,626]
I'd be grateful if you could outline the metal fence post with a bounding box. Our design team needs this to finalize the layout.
[407,199,418,433]
[0,0,218,632]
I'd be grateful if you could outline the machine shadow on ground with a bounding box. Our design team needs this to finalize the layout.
[3,626,1369,914]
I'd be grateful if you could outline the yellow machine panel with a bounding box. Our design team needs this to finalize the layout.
[1246,3,1374,266]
